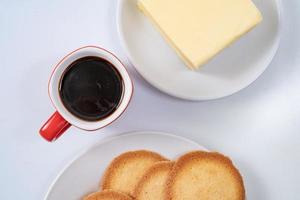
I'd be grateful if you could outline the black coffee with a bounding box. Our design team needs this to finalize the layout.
[59,56,123,121]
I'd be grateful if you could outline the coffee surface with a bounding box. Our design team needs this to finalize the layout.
[59,56,123,121]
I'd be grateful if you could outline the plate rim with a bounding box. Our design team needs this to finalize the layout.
[116,0,283,101]
[42,131,207,200]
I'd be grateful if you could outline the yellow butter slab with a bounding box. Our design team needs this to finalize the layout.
[138,0,262,70]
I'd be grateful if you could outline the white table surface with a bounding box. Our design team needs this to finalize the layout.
[0,0,299,199]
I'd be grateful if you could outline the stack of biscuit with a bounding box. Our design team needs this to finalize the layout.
[84,150,245,200]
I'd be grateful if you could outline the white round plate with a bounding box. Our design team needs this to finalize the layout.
[117,0,282,100]
[44,131,207,200]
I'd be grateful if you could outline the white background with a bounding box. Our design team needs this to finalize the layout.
[0,0,299,199]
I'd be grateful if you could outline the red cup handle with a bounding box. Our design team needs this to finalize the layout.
[39,111,71,142]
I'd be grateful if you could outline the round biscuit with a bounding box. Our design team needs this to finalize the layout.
[83,190,132,200]
[134,161,174,200]
[166,151,245,200]
[101,150,168,196]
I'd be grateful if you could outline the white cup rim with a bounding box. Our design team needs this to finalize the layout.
[48,46,133,131]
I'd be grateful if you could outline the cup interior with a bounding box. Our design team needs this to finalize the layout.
[48,46,133,131]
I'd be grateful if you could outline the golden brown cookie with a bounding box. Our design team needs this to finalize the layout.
[166,151,245,200]
[134,161,174,200]
[83,190,132,200]
[101,150,168,196]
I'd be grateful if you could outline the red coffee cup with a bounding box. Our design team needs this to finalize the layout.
[40,46,133,142]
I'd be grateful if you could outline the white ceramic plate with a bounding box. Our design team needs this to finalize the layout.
[117,0,282,100]
[43,131,207,200]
